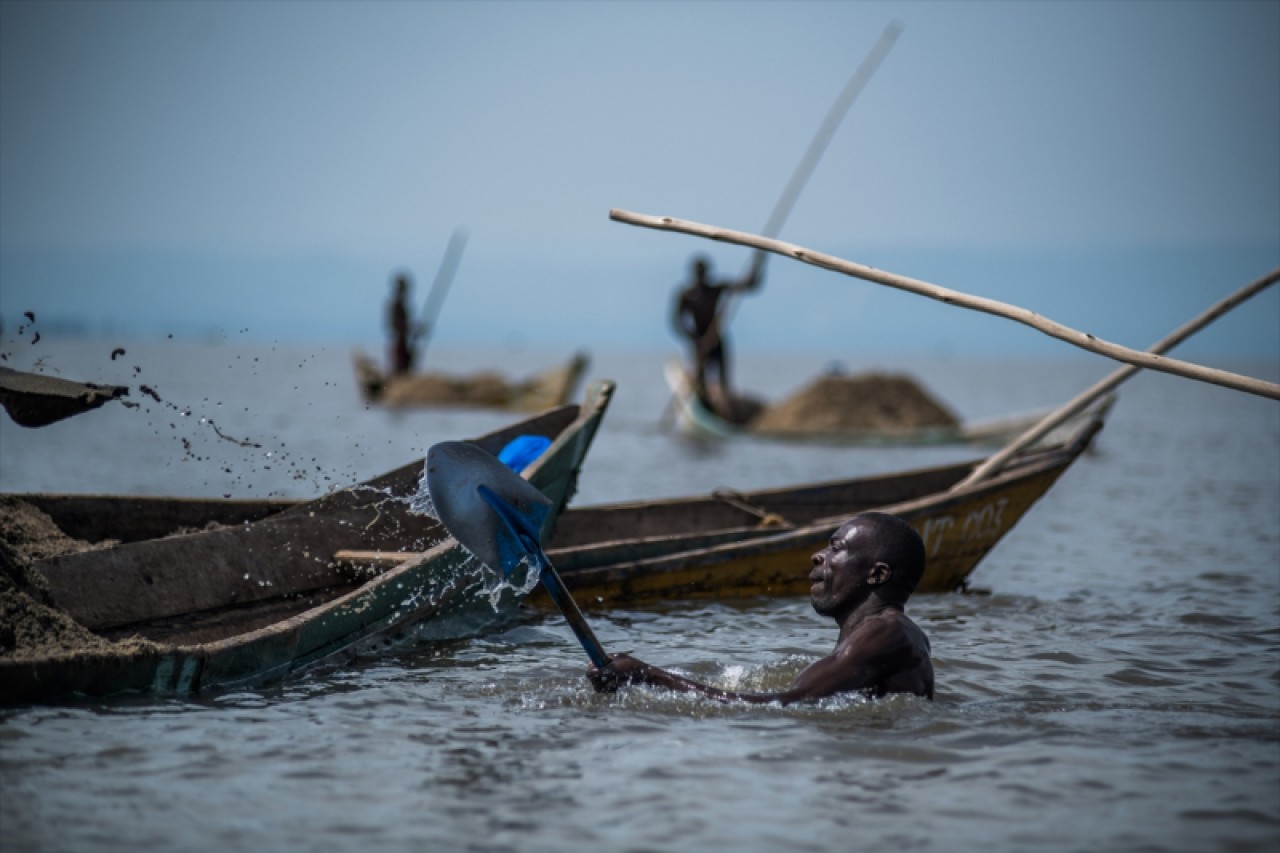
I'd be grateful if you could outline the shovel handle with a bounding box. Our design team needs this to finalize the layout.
[524,539,610,669]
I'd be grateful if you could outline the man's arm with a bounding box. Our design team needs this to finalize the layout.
[588,616,928,704]
[588,653,790,704]
[587,651,873,706]
[725,252,766,294]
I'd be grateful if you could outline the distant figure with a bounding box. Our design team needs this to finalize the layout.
[671,254,761,418]
[588,512,934,704]
[387,273,416,375]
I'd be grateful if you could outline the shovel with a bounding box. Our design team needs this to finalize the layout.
[425,440,610,668]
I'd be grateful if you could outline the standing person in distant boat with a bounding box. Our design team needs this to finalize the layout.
[387,272,417,376]
[588,512,934,704]
[671,253,762,419]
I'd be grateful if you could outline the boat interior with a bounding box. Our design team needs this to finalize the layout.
[19,405,584,647]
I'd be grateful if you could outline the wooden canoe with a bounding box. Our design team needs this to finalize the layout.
[663,358,1050,447]
[354,350,591,412]
[0,366,130,427]
[0,381,615,705]
[335,396,1110,606]
[541,399,1107,604]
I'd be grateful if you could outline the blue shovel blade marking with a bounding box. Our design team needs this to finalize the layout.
[479,484,609,668]
[477,484,550,579]
[496,435,552,473]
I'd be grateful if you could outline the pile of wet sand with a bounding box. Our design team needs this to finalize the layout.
[382,371,512,407]
[0,498,117,660]
[751,371,961,435]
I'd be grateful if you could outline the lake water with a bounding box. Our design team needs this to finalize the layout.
[1,340,1278,852]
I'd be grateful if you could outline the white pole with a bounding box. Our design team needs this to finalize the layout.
[610,208,1280,402]
[955,267,1279,488]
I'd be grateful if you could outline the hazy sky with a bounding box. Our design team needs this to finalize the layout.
[1,0,1277,356]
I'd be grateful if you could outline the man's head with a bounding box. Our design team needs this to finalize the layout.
[691,255,711,284]
[808,512,926,617]
[394,273,411,294]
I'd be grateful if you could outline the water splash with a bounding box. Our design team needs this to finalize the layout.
[408,462,543,612]
[480,553,540,609]
[409,470,436,519]
[449,540,540,610]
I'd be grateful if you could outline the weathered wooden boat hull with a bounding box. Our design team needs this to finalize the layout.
[354,351,590,412]
[333,400,1108,607]
[0,381,615,705]
[663,358,1050,447]
[544,446,1085,605]
[0,366,130,427]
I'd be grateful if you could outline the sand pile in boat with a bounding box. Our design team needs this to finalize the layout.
[382,371,512,407]
[751,371,960,435]
[0,498,118,659]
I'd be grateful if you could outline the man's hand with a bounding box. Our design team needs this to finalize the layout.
[743,252,766,290]
[586,653,652,693]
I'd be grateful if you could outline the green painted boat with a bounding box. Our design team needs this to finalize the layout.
[0,381,615,705]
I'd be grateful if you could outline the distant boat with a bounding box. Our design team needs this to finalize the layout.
[0,367,129,427]
[354,350,590,413]
[663,357,1050,447]
[0,381,615,705]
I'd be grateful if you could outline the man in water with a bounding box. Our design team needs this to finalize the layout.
[588,512,934,703]
[671,254,762,419]
[387,272,416,376]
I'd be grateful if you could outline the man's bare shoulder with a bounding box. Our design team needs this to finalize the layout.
[838,608,929,659]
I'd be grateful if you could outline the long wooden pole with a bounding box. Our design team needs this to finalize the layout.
[417,227,469,363]
[610,208,1280,401]
[954,267,1280,489]
[760,22,903,248]
[724,21,902,322]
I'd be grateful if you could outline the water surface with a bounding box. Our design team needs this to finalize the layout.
[1,342,1277,852]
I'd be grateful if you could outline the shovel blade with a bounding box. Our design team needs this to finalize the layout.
[425,440,552,576]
